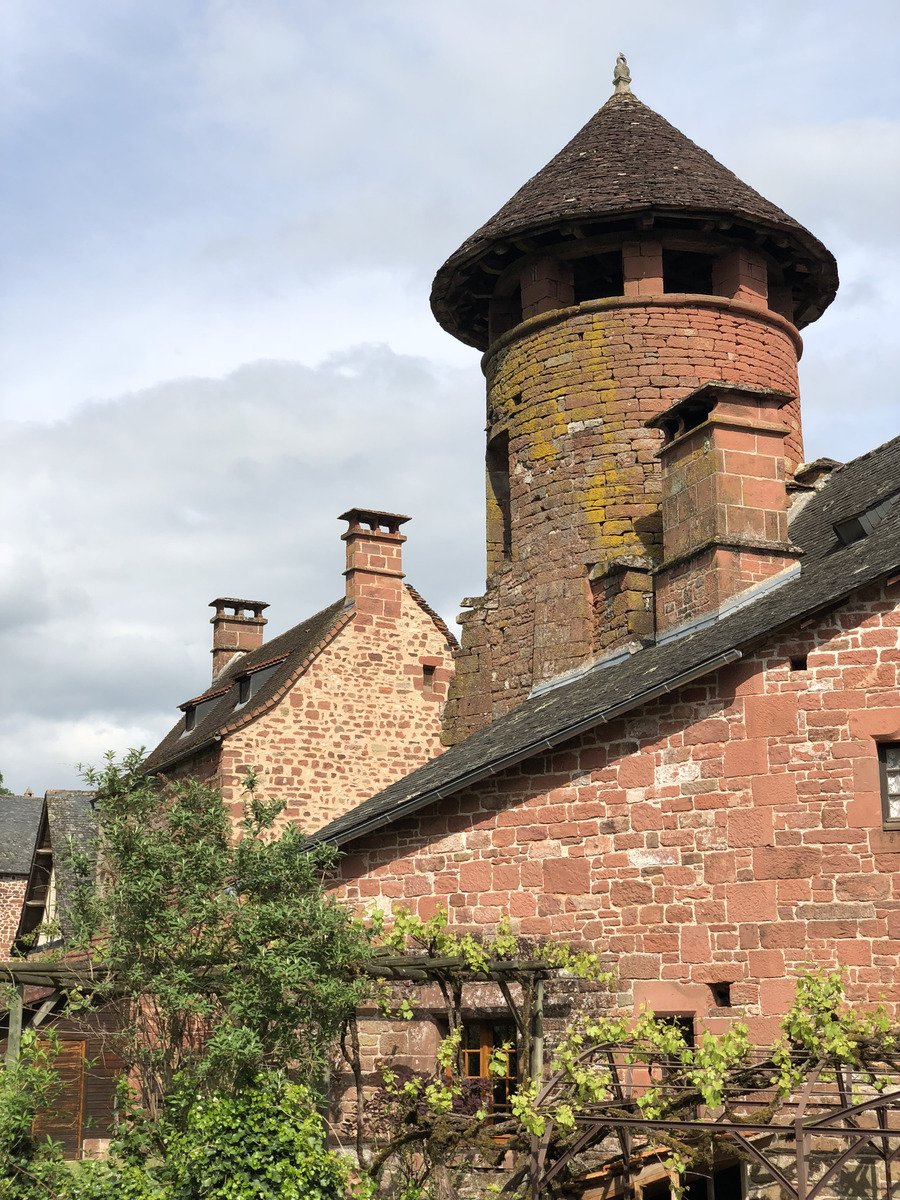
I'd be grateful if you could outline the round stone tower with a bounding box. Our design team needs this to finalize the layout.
[434,62,838,744]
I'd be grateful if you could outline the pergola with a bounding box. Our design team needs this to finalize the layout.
[530,1044,900,1200]
[6,954,900,1200]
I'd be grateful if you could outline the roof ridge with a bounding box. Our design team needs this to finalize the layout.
[214,605,353,739]
[404,583,460,651]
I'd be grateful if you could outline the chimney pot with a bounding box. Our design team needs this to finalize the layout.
[209,597,268,680]
[339,508,410,616]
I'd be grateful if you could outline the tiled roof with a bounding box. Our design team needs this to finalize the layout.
[0,794,45,875]
[44,790,97,935]
[308,435,900,849]
[143,598,349,774]
[431,91,838,347]
[143,582,459,776]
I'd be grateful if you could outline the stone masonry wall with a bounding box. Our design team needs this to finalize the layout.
[443,294,803,745]
[337,580,900,1051]
[0,874,26,957]
[214,588,455,834]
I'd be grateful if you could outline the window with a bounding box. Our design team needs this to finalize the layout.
[879,744,900,828]
[708,982,732,1008]
[486,432,512,562]
[834,491,898,546]
[658,1014,695,1045]
[572,251,624,303]
[789,655,808,672]
[183,695,220,733]
[643,1163,743,1199]
[662,249,714,295]
[422,664,436,694]
[462,1021,517,1112]
[234,662,281,708]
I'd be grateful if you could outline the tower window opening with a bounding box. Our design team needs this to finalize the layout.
[486,431,512,561]
[663,249,714,295]
[572,252,624,303]
[488,288,522,342]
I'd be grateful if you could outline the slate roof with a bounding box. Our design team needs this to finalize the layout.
[431,90,838,347]
[44,790,97,935]
[143,585,459,776]
[0,794,45,875]
[143,598,349,774]
[309,435,900,849]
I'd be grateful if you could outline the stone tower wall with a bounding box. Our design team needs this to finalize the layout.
[443,294,802,744]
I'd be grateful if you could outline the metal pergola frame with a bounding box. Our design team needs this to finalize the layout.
[528,1044,900,1200]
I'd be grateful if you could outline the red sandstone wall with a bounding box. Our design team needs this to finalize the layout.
[445,295,804,741]
[216,589,455,833]
[0,874,26,957]
[337,580,900,1044]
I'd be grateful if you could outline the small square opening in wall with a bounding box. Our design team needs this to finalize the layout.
[709,981,732,1008]
[789,655,808,672]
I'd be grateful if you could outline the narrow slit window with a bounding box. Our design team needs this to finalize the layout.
[422,664,436,694]
[486,431,512,561]
[879,743,900,828]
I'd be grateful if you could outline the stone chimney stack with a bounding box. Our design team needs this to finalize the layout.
[648,383,800,635]
[209,598,268,680]
[339,508,409,620]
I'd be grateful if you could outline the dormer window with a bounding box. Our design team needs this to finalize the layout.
[834,491,898,546]
[234,662,282,709]
[182,695,221,734]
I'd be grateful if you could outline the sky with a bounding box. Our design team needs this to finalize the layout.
[1,0,898,792]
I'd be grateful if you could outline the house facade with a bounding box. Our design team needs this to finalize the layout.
[306,70,900,1198]
[143,508,457,833]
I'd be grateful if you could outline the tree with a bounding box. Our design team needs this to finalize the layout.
[66,751,372,1126]
[0,751,375,1197]
[0,772,13,796]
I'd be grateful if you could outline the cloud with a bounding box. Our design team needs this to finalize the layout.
[3,0,898,422]
[0,346,485,791]
[1,0,898,791]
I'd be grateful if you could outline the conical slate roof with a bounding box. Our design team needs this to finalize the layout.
[431,89,837,348]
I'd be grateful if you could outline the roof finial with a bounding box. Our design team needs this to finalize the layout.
[613,53,632,94]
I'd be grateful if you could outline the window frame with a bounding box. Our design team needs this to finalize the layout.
[461,1019,518,1114]
[879,742,900,830]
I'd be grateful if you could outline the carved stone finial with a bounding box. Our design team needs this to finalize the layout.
[613,53,632,94]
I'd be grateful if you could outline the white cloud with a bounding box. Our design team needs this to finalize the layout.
[1,0,898,789]
[0,346,485,791]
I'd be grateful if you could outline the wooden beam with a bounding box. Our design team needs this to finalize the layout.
[496,977,525,1038]
[531,978,544,1085]
[5,985,24,1067]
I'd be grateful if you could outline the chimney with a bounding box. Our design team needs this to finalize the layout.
[209,598,268,680]
[339,508,409,620]
[648,383,800,635]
